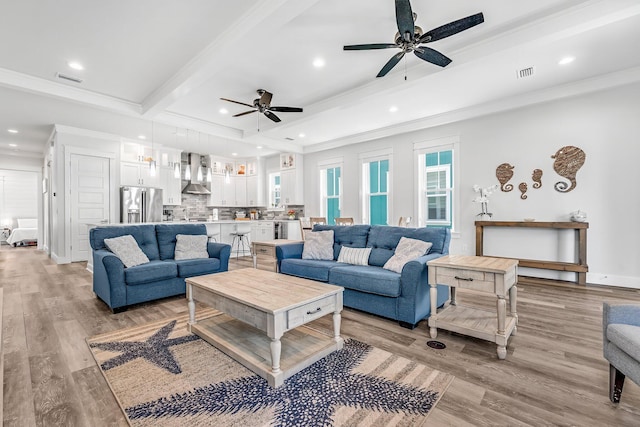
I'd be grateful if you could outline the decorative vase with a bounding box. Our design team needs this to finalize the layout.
[289,215,295,220]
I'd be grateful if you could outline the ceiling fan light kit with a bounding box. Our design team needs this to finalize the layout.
[343,0,484,77]
[221,89,303,125]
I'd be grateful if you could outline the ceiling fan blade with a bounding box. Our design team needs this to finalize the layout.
[259,90,273,107]
[264,111,281,123]
[270,106,303,113]
[419,12,484,43]
[414,47,452,67]
[220,98,254,108]
[395,0,415,42]
[343,43,398,50]
[377,51,405,78]
[233,110,257,117]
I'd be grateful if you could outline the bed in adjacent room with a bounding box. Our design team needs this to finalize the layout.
[7,218,38,246]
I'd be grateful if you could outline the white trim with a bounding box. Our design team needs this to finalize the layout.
[317,157,343,168]
[587,273,640,289]
[358,147,393,161]
[360,153,393,225]
[54,124,122,142]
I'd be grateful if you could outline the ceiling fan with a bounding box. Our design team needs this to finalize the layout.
[220,89,303,123]
[343,0,484,77]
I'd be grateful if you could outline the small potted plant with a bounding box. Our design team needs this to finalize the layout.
[287,209,296,220]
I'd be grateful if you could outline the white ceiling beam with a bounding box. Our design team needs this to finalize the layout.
[141,0,322,118]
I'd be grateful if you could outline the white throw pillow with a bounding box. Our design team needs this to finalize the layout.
[104,235,150,268]
[302,230,334,260]
[337,246,371,266]
[175,234,209,260]
[383,237,433,273]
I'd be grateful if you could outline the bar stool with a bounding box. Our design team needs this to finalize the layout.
[230,222,252,259]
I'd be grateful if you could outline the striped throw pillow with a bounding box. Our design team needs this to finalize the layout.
[337,246,371,266]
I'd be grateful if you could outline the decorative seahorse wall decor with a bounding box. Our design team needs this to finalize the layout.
[496,163,514,192]
[532,169,543,189]
[519,182,528,199]
[551,145,586,193]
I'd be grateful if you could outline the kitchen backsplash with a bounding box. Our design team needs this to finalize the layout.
[163,194,304,221]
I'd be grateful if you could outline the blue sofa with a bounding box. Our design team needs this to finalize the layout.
[276,225,451,329]
[90,223,231,313]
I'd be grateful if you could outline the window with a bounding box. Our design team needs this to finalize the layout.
[415,138,458,229]
[268,172,281,208]
[362,159,389,225]
[320,165,341,225]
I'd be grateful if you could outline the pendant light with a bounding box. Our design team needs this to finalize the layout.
[173,127,181,178]
[205,134,212,182]
[184,130,191,180]
[148,121,157,177]
[196,132,203,181]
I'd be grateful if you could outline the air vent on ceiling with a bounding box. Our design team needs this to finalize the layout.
[55,72,83,84]
[285,137,295,141]
[516,66,535,79]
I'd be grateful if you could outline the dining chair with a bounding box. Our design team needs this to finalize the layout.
[335,217,354,225]
[309,217,327,227]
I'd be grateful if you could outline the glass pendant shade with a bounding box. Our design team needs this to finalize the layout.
[197,166,203,182]
[206,167,212,182]
[174,162,181,178]
[149,160,157,177]
[185,165,191,180]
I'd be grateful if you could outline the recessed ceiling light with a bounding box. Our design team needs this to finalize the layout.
[558,57,575,65]
[298,133,306,138]
[231,152,238,156]
[138,135,146,140]
[256,146,263,149]
[219,108,228,114]
[9,143,17,147]
[68,61,84,71]
[7,129,18,134]
[389,106,398,113]
[313,57,325,68]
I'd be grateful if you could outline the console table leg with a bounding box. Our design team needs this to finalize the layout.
[429,284,438,338]
[497,296,506,335]
[497,345,507,360]
[509,285,518,324]
[270,337,282,374]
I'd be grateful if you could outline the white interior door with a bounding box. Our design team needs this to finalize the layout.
[70,154,110,262]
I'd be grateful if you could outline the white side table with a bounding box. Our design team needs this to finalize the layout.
[428,255,518,359]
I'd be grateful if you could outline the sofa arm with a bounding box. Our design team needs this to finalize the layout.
[208,242,231,272]
[604,302,640,343]
[276,242,304,260]
[401,253,448,295]
[92,249,127,309]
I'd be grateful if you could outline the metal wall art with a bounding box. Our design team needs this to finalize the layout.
[532,169,543,189]
[551,145,586,193]
[495,163,514,192]
[519,182,528,199]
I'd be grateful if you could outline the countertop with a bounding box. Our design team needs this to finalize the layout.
[89,219,301,226]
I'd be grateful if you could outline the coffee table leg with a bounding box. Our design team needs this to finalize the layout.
[270,337,282,374]
[333,310,343,349]
[187,283,196,326]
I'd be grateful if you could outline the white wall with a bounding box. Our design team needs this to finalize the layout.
[0,170,38,228]
[302,82,640,288]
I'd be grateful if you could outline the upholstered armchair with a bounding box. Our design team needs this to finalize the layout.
[603,302,640,403]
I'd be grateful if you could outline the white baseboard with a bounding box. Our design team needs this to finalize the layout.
[587,272,640,289]
[51,252,71,264]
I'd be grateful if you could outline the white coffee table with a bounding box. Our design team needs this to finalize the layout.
[186,269,344,387]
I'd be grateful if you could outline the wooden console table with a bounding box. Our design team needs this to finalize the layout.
[475,221,588,285]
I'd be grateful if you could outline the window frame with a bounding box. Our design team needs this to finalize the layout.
[318,158,343,225]
[414,136,460,231]
[359,149,393,225]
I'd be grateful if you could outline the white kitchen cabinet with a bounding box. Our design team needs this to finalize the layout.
[160,167,182,205]
[158,147,182,168]
[121,161,160,187]
[286,221,302,240]
[121,141,153,163]
[251,221,274,242]
[280,168,303,205]
[233,176,247,206]
[246,175,265,206]
[209,175,246,206]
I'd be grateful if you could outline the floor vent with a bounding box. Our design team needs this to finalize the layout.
[56,72,83,84]
[517,66,535,79]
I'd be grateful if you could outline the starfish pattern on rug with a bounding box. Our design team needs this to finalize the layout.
[125,339,440,426]
[89,320,198,374]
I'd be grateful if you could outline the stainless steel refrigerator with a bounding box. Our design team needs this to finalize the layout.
[120,186,163,223]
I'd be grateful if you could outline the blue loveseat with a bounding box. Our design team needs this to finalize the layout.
[276,225,451,328]
[90,223,231,312]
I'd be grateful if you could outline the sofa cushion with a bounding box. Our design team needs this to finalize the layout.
[90,224,159,261]
[383,237,433,273]
[329,265,401,297]
[367,225,449,267]
[104,235,150,268]
[124,260,178,286]
[337,246,371,266]
[156,223,208,260]
[607,324,640,358]
[302,230,334,260]
[175,234,209,260]
[313,224,371,259]
[280,259,337,282]
[176,258,221,278]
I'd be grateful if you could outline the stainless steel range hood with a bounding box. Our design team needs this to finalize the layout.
[182,153,211,195]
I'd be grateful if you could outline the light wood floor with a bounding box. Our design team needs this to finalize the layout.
[2,246,640,426]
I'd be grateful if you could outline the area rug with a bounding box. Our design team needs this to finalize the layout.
[87,311,453,426]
